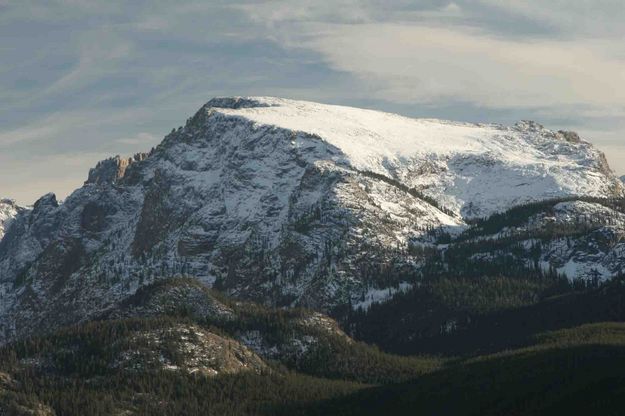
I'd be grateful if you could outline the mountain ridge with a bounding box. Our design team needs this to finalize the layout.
[0,96,624,345]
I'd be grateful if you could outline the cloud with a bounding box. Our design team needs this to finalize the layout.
[1,0,625,205]
[0,108,151,149]
[40,32,133,98]
[476,0,625,37]
[299,23,625,110]
[116,132,159,146]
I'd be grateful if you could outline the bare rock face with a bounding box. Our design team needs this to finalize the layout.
[105,278,236,322]
[113,323,267,376]
[550,130,617,179]
[86,153,149,185]
[557,130,582,144]
[1,97,625,345]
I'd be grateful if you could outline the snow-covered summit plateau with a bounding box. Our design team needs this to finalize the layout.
[0,96,623,344]
[215,97,621,217]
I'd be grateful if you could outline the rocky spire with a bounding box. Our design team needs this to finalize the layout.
[86,153,148,185]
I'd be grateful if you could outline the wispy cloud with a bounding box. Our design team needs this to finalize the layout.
[1,0,624,204]
[298,23,625,109]
[477,0,625,37]
[116,132,159,146]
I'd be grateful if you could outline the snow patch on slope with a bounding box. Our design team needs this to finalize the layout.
[353,282,413,311]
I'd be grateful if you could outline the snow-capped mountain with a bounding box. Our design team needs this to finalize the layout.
[1,96,624,343]
[214,98,620,218]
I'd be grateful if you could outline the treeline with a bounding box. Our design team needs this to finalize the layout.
[347,272,569,354]
[290,323,625,416]
[348,272,625,356]
[0,274,452,415]
[460,196,625,241]
[358,170,457,217]
[0,365,365,415]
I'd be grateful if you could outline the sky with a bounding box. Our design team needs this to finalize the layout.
[1,0,624,205]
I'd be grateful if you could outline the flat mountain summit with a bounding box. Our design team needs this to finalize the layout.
[1,97,624,344]
[209,97,621,217]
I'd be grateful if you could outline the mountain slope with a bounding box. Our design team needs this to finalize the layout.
[0,199,21,241]
[0,97,623,344]
[292,323,625,416]
[19,274,625,416]
[0,278,439,415]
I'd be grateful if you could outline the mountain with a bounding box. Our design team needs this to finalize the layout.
[3,96,625,415]
[1,96,624,345]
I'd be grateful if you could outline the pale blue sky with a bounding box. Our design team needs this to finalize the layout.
[2,1,624,204]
